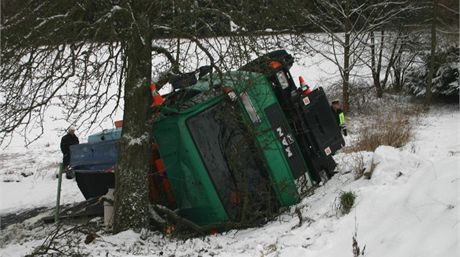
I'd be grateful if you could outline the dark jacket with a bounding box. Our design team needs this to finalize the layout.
[60,133,79,155]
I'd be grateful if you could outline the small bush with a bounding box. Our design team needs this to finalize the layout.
[339,191,356,214]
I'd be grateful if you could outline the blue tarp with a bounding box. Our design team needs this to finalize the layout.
[70,139,119,172]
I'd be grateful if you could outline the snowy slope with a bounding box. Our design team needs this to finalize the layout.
[0,105,458,257]
[0,146,84,215]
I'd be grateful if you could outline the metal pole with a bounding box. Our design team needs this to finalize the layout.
[55,163,63,223]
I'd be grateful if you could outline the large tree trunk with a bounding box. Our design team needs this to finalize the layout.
[113,25,152,232]
[426,0,437,105]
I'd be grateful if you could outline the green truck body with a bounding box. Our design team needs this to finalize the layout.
[153,72,311,225]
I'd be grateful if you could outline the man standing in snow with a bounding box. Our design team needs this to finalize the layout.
[60,127,79,179]
[331,100,347,136]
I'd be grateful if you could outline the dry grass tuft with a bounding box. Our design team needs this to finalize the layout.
[346,106,418,153]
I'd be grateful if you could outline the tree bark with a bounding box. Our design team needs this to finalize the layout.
[342,0,351,112]
[391,33,407,92]
[426,0,437,105]
[370,31,384,98]
[113,14,152,232]
[392,63,402,92]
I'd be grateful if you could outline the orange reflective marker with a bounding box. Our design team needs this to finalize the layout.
[150,83,165,107]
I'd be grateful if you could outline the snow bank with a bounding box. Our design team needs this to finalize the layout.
[309,146,459,257]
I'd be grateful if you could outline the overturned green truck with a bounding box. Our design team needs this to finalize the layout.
[70,50,345,226]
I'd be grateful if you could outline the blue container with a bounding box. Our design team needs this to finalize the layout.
[70,140,119,172]
[70,140,118,199]
[87,128,122,143]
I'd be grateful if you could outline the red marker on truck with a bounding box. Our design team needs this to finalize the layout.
[299,76,312,96]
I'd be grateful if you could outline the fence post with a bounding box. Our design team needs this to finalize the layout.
[55,163,63,223]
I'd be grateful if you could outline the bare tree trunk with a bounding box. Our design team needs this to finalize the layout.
[392,33,413,93]
[392,51,403,92]
[342,0,351,112]
[426,0,437,105]
[382,31,401,92]
[370,31,384,98]
[343,56,350,112]
[113,18,152,232]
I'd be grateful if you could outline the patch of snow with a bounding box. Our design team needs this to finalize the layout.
[111,5,123,12]
[0,145,84,215]
[124,133,149,146]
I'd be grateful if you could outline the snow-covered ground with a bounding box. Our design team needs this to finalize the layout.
[1,104,458,257]
[0,146,84,214]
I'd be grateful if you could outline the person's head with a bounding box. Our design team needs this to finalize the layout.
[68,127,76,135]
[331,99,341,111]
